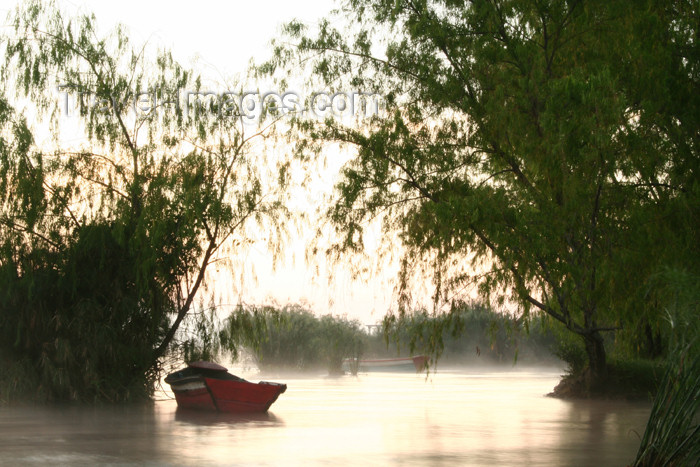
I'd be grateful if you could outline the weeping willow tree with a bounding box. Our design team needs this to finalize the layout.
[220,304,365,374]
[265,0,699,391]
[0,1,288,402]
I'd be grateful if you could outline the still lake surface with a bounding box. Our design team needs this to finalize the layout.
[0,367,650,466]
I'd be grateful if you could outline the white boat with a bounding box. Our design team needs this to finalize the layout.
[342,355,428,373]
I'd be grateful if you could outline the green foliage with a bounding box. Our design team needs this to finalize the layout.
[217,302,559,375]
[219,304,282,362]
[267,0,699,384]
[177,307,222,365]
[553,338,587,376]
[318,314,365,374]
[382,301,558,367]
[0,1,286,402]
[221,304,364,374]
[633,347,700,466]
[634,269,700,465]
[0,222,165,401]
[606,359,664,399]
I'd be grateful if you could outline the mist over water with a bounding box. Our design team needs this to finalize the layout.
[0,367,649,466]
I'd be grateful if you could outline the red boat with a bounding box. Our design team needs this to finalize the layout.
[164,361,286,413]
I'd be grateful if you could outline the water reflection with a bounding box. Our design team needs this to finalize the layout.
[550,399,647,466]
[0,404,161,465]
[174,408,284,427]
[0,368,650,466]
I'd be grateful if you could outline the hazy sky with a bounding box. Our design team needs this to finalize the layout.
[0,0,402,323]
[59,1,335,75]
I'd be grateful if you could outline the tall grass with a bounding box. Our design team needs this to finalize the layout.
[633,269,700,466]
[632,346,700,466]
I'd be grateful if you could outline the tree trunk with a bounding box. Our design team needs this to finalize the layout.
[583,331,608,389]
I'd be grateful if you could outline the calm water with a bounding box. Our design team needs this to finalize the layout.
[0,367,650,466]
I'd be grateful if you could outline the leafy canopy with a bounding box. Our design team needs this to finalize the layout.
[266,0,699,382]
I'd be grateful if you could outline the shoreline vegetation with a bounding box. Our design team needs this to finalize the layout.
[215,302,665,402]
[1,299,667,404]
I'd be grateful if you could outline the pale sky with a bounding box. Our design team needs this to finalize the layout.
[61,1,335,75]
[0,0,403,323]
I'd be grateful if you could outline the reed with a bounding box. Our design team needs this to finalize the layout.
[632,345,700,466]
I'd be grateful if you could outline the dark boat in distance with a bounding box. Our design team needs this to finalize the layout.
[165,361,286,413]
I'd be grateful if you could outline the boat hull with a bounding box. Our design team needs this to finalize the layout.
[165,363,286,413]
[343,355,428,373]
[171,380,217,411]
[204,378,287,413]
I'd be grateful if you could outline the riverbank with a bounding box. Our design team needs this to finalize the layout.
[548,359,665,400]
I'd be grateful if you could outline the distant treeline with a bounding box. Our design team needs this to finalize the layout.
[216,302,562,374]
[380,303,560,366]
[218,304,364,374]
